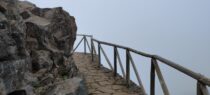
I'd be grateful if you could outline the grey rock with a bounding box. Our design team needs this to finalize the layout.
[21,85,35,95]
[20,11,30,19]
[39,74,54,86]
[0,4,6,14]
[30,50,53,72]
[0,0,31,94]
[0,0,82,94]
[45,77,87,95]
[17,1,36,13]
[0,79,6,95]
[0,58,31,93]
[0,12,6,21]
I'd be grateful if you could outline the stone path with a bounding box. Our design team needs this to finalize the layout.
[73,53,143,95]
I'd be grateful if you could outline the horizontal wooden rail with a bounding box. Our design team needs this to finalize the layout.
[92,38,210,87]
[92,38,153,57]
[77,34,93,37]
[153,55,210,86]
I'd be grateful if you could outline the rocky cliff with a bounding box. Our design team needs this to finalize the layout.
[0,0,86,95]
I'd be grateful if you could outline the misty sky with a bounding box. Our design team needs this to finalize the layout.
[27,0,210,95]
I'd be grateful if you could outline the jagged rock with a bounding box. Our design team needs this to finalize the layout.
[0,12,6,20]
[26,15,50,26]
[0,0,82,95]
[20,11,30,19]
[0,0,31,94]
[17,1,36,13]
[30,50,53,72]
[23,72,38,85]
[39,74,54,86]
[24,6,77,74]
[0,4,6,14]
[0,79,6,95]
[31,8,50,17]
[60,57,78,78]
[21,85,35,95]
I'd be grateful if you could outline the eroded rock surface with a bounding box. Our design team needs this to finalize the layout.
[0,0,84,95]
[44,77,87,95]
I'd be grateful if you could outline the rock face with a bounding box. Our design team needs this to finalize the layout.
[0,0,31,94]
[0,0,84,95]
[45,78,87,95]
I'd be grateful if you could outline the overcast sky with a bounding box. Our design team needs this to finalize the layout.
[27,0,210,94]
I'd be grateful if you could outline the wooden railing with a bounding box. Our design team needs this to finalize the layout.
[73,34,210,95]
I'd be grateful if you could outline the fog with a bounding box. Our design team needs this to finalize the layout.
[27,0,210,94]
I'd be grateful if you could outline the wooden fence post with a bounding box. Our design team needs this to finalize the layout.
[84,36,86,54]
[197,81,202,95]
[98,42,101,68]
[114,46,117,77]
[197,81,209,95]
[126,49,130,87]
[91,38,94,62]
[151,58,156,95]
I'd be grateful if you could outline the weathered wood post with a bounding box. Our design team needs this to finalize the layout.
[126,49,130,87]
[152,58,170,95]
[151,58,156,95]
[91,38,94,62]
[197,81,202,95]
[114,46,117,77]
[98,42,101,68]
[197,81,209,95]
[84,36,86,54]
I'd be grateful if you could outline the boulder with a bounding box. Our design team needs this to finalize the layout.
[0,0,83,94]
